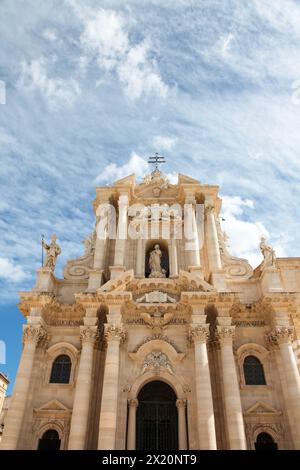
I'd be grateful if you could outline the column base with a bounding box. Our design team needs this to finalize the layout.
[110,266,126,280]
[33,268,55,292]
[188,266,204,280]
[86,269,103,291]
[260,267,283,293]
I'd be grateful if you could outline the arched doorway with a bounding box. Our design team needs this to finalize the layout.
[38,429,61,450]
[136,381,178,450]
[255,432,278,450]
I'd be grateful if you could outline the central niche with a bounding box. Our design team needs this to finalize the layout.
[145,241,169,278]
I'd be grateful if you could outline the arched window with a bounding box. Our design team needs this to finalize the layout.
[50,355,71,384]
[243,355,266,385]
[255,432,278,450]
[38,429,61,450]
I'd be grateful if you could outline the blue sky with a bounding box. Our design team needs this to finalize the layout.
[1,0,300,392]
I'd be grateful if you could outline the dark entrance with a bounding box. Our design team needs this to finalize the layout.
[255,432,278,450]
[136,380,178,450]
[38,429,61,450]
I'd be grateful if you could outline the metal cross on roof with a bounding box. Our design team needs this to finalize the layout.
[148,152,166,171]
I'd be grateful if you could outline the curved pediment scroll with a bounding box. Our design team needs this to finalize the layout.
[217,225,253,279]
[63,231,96,280]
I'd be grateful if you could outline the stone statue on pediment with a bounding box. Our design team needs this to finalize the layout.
[42,234,61,271]
[260,236,276,268]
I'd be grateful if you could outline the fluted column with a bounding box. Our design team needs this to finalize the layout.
[267,327,300,448]
[1,325,47,450]
[169,238,178,278]
[68,326,98,450]
[127,398,138,450]
[136,237,144,278]
[217,326,246,449]
[189,325,217,449]
[176,399,188,450]
[205,205,222,272]
[98,324,126,449]
[184,196,201,269]
[114,194,129,267]
[94,201,111,270]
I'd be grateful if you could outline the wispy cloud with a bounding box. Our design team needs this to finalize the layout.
[18,57,81,108]
[153,135,177,151]
[0,258,28,283]
[77,6,168,100]
[95,152,149,183]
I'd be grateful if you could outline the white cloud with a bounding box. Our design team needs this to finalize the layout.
[0,258,28,282]
[81,9,128,71]
[18,57,81,107]
[94,152,149,183]
[166,172,178,184]
[153,135,177,151]
[43,29,57,42]
[118,42,168,100]
[220,196,270,267]
[77,7,168,100]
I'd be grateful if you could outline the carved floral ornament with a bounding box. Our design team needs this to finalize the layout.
[140,309,174,330]
[22,324,48,345]
[141,351,174,375]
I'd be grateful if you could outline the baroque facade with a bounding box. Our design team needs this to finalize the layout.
[1,168,300,450]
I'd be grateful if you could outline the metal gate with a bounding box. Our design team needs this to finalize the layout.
[135,381,178,450]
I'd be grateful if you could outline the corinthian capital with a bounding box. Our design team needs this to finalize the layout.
[189,324,210,344]
[216,326,235,344]
[266,327,294,346]
[176,398,187,409]
[205,204,215,216]
[104,323,126,343]
[80,326,98,344]
[22,325,47,346]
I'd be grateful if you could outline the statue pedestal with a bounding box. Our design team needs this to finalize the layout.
[188,266,204,280]
[33,268,55,292]
[110,266,126,280]
[260,267,283,293]
[87,269,103,292]
[210,270,227,292]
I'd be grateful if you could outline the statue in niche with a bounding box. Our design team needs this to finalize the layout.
[42,234,61,271]
[260,236,276,268]
[149,244,166,278]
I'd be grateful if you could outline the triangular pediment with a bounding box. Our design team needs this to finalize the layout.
[35,399,70,412]
[178,173,201,185]
[113,174,136,186]
[244,401,281,416]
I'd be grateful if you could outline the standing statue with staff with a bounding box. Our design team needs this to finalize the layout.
[42,234,61,271]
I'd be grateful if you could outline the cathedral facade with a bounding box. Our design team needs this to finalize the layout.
[1,168,300,450]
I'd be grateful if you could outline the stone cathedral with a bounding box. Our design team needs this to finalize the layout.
[1,167,300,451]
